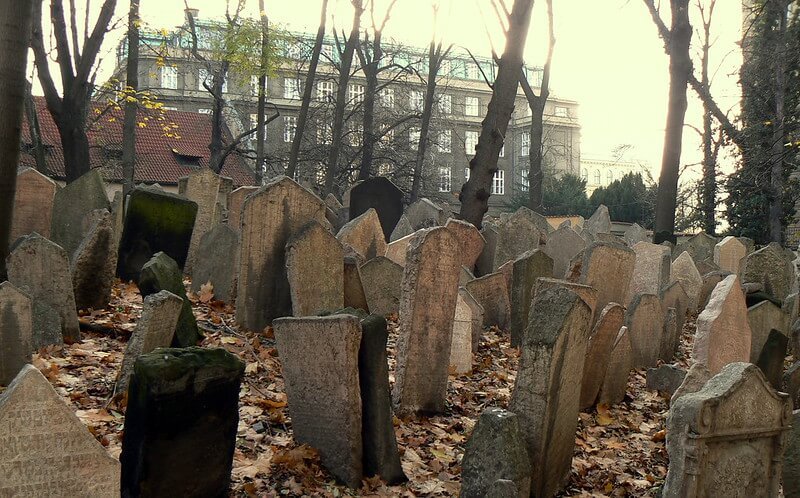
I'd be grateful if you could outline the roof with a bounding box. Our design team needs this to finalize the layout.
[19,96,257,187]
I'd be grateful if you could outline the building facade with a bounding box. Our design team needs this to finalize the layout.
[581,156,651,196]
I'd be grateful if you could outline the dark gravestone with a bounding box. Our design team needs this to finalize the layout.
[190,224,240,304]
[138,252,202,347]
[757,329,789,390]
[120,347,244,498]
[117,187,198,282]
[348,177,403,242]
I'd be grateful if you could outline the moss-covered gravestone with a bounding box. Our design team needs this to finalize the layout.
[117,186,198,282]
[120,347,244,497]
[138,252,202,347]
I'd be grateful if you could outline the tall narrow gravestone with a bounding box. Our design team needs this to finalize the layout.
[72,209,118,310]
[179,168,227,273]
[285,222,344,316]
[510,250,554,347]
[0,282,33,386]
[0,365,120,496]
[578,242,635,328]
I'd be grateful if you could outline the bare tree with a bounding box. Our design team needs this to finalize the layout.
[255,0,269,184]
[122,0,140,196]
[23,79,48,173]
[767,0,788,242]
[696,0,716,234]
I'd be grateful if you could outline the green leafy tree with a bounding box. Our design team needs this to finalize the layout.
[588,173,657,228]
[508,172,589,216]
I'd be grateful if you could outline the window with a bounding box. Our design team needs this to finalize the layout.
[410,90,424,111]
[499,144,505,157]
[465,96,479,116]
[380,124,394,145]
[594,170,601,184]
[250,75,266,96]
[438,129,451,153]
[317,80,334,101]
[464,131,478,155]
[321,44,335,61]
[607,170,614,185]
[380,87,394,108]
[198,108,212,114]
[466,62,479,80]
[492,170,505,195]
[438,166,452,192]
[520,132,530,156]
[581,169,588,181]
[163,106,178,111]
[409,127,421,146]
[221,77,228,94]
[555,106,569,118]
[284,116,297,143]
[284,78,302,99]
[198,68,210,90]
[520,170,529,192]
[349,84,365,105]
[440,59,451,76]
[161,66,178,89]
[438,94,452,114]
[378,163,392,176]
[317,123,333,144]
[465,167,470,181]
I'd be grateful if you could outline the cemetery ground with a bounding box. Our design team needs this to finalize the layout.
[25,278,684,497]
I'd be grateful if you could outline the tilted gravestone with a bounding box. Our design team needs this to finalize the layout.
[117,186,198,282]
[580,303,625,409]
[663,362,791,497]
[138,252,201,347]
[236,177,328,330]
[226,185,258,230]
[475,224,499,277]
[748,299,789,364]
[50,168,110,261]
[670,251,703,312]
[274,315,364,488]
[660,307,679,362]
[72,209,118,310]
[6,233,79,344]
[444,218,485,270]
[598,326,632,405]
[348,177,403,242]
[697,270,731,312]
[660,280,689,345]
[11,167,58,241]
[578,242,635,328]
[534,277,598,323]
[0,364,120,496]
[336,208,387,261]
[404,198,444,230]
[510,250,554,347]
[449,289,482,375]
[343,256,369,312]
[757,329,789,390]
[646,364,687,397]
[713,236,746,274]
[120,347,244,497]
[189,223,239,303]
[741,242,797,302]
[285,221,344,316]
[384,232,414,267]
[389,214,413,242]
[626,293,665,368]
[360,256,403,317]
[0,282,32,386]
[393,227,460,416]
[626,241,670,305]
[179,168,229,274]
[584,204,611,235]
[465,272,511,330]
[542,226,586,280]
[623,223,647,247]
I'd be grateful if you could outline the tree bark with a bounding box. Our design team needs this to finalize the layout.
[122,0,140,196]
[458,0,534,228]
[768,0,787,243]
[357,30,381,181]
[24,79,48,174]
[0,0,35,279]
[409,40,442,203]
[698,0,716,235]
[255,0,269,185]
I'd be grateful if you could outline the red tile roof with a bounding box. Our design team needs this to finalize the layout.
[19,96,257,187]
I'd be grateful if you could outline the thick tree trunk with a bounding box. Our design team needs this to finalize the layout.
[58,101,92,183]
[768,1,787,243]
[652,0,691,245]
[122,0,140,196]
[208,65,229,174]
[410,41,439,203]
[0,0,35,279]
[458,0,534,228]
[24,80,48,174]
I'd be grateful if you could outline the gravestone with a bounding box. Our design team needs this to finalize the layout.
[460,287,485,351]
[445,218,485,270]
[784,409,800,498]
[741,242,797,302]
[623,223,647,247]
[117,186,198,282]
[286,222,344,316]
[670,251,703,312]
[392,227,460,416]
[748,300,789,363]
[179,168,228,273]
[784,362,800,409]
[120,347,244,497]
[663,362,791,497]
[673,231,717,264]
[360,257,403,317]
[626,293,665,368]
[460,408,531,498]
[6,233,79,344]
[405,198,444,229]
[578,242,635,327]
[11,167,58,241]
[449,291,476,375]
[337,208,388,261]
[542,225,586,280]
[698,270,731,312]
[534,278,598,321]
[757,329,788,389]
[0,364,120,496]
[348,177,403,242]
[50,169,110,261]
[661,281,689,343]
[493,208,542,271]
[475,224,499,277]
[384,232,414,267]
[389,214,413,242]
[580,303,625,409]
[626,242,670,305]
[138,252,201,347]
[510,250,554,347]
[236,177,328,330]
[695,258,719,277]
[497,260,514,300]
[713,236,746,274]
[465,272,511,330]
[114,290,183,396]
[72,209,117,310]
[273,315,364,488]
[692,274,751,375]
[0,282,32,386]
[226,185,258,230]
[598,325,632,405]
[660,307,679,362]
[672,363,713,405]
[189,224,239,303]
[509,287,592,498]
[646,364,687,397]
[343,256,369,312]
[584,204,611,235]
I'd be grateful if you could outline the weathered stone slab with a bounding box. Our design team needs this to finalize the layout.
[285,222,344,316]
[626,241,670,305]
[405,198,443,229]
[445,218,485,270]
[7,233,79,344]
[360,256,402,317]
[623,223,647,247]
[580,303,625,409]
[493,208,542,271]
[661,280,689,343]
[50,169,110,261]
[449,291,475,375]
[671,363,712,405]
[114,291,183,396]
[757,329,788,390]
[585,204,611,235]
[698,270,731,312]
[784,362,800,410]
[742,242,797,302]
[783,409,800,498]
[460,287,485,351]
[72,209,117,310]
[348,177,403,242]
[695,257,719,277]
[509,250,554,348]
[226,185,258,230]
[389,214,413,242]
[274,315,363,487]
[475,224,499,277]
[598,325,632,405]
[392,228,460,416]
[384,232,413,267]
[465,272,511,330]
[673,231,717,264]
[670,251,703,312]
[660,307,679,362]
[748,299,789,363]
[460,408,531,498]
[179,168,228,273]
[626,293,665,368]
[189,224,239,303]
[337,208,388,261]
[236,177,328,330]
[120,347,243,497]
[486,479,520,498]
[542,226,586,280]
[0,364,120,496]
[343,256,369,312]
[578,242,635,327]
[663,362,791,497]
[138,252,201,347]
[692,274,751,374]
[0,282,32,386]
[509,286,592,498]
[534,278,598,322]
[713,236,746,274]
[646,364,687,397]
[11,168,58,241]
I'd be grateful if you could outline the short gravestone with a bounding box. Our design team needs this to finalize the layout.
[389,214,413,242]
[626,293,665,368]
[226,185,258,230]
[670,251,703,312]
[120,347,244,497]
[784,409,800,498]
[405,198,443,229]
[6,233,79,344]
[623,223,647,246]
[117,186,198,282]
[465,272,511,330]
[598,325,632,405]
[748,299,789,363]
[360,256,403,317]
[692,274,751,374]
[578,242,635,327]
[580,303,625,409]
[542,226,585,279]
[343,256,369,312]
[0,282,32,386]
[445,218,485,270]
[741,242,796,302]
[646,364,687,397]
[626,241,670,305]
[757,329,789,390]
[509,287,592,498]
[189,224,239,303]
[384,232,414,267]
[273,315,364,488]
[138,252,201,347]
[348,177,403,242]
[179,168,228,274]
[493,208,542,271]
[11,167,58,241]
[337,208,388,261]
[50,169,110,261]
[460,408,531,498]
[695,258,719,277]
[713,236,746,273]
[510,250,554,347]
[663,362,791,497]
[0,364,120,495]
[392,227,460,416]
[286,222,344,316]
[584,204,611,235]
[673,232,717,264]
[114,290,183,396]
[72,209,117,310]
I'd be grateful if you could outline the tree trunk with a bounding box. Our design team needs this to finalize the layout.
[287,0,328,179]
[208,64,229,174]
[768,0,787,243]
[24,79,48,174]
[122,0,140,196]
[410,41,440,203]
[652,0,691,245]
[358,31,381,181]
[699,0,716,235]
[458,0,534,227]
[255,0,268,185]
[0,0,35,279]
[58,100,92,183]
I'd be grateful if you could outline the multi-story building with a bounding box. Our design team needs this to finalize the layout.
[581,156,651,196]
[112,9,580,212]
